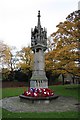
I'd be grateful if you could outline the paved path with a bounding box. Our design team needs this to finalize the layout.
[0,96,79,112]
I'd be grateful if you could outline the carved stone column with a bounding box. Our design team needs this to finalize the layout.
[30,11,48,88]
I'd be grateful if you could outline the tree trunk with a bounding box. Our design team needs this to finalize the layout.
[62,74,65,85]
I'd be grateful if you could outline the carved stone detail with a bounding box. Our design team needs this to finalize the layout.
[30,11,48,88]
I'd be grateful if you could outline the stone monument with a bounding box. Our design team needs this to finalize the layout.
[30,11,48,88]
[19,11,59,103]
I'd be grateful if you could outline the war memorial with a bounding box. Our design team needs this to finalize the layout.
[19,11,58,103]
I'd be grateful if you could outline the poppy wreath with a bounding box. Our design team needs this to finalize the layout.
[23,88,54,97]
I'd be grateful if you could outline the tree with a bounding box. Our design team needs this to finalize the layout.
[0,41,17,80]
[15,46,33,82]
[2,46,17,71]
[0,41,7,68]
[46,10,80,84]
[16,46,33,73]
[2,68,10,81]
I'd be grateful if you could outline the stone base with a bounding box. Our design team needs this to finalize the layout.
[19,94,59,104]
[30,80,48,88]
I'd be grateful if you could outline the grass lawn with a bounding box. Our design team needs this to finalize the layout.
[1,84,80,119]
[2,109,79,118]
[0,88,2,100]
[50,84,80,100]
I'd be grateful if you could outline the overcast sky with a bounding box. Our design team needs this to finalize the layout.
[0,0,79,50]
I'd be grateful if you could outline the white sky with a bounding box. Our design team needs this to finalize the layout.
[0,0,79,50]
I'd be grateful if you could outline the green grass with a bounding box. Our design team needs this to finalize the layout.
[0,108,2,119]
[2,109,79,118]
[49,84,80,100]
[1,84,80,119]
[2,87,26,99]
[0,88,2,99]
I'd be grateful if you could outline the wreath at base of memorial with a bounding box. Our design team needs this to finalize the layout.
[23,88,54,97]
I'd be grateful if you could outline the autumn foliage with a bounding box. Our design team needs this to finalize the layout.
[45,10,80,78]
